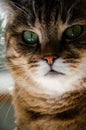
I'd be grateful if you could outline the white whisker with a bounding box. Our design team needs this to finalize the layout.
[0,96,10,110]
[1,88,25,130]
[1,104,12,130]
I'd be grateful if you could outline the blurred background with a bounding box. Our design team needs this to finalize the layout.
[0,18,16,130]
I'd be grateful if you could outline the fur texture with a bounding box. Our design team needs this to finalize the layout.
[0,0,86,129]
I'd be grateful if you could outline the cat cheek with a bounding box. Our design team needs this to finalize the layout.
[28,61,50,77]
[70,63,80,71]
[35,62,50,77]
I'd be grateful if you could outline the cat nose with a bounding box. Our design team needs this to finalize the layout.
[43,56,57,65]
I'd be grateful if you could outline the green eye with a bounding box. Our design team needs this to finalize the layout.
[64,25,83,40]
[23,31,39,44]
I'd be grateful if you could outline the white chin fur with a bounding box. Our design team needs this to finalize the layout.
[30,58,86,97]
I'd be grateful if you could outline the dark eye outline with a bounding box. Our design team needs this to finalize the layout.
[63,25,83,40]
[22,31,39,45]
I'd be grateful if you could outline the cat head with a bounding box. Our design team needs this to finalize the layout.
[1,0,86,97]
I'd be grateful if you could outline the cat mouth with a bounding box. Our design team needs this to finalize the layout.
[45,70,65,76]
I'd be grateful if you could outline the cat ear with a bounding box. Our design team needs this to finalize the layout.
[0,0,16,28]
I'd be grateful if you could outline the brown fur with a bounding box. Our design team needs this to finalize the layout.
[1,0,86,129]
[13,87,86,130]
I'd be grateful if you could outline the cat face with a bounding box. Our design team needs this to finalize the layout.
[2,0,86,97]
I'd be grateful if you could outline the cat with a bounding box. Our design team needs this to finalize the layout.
[0,0,86,130]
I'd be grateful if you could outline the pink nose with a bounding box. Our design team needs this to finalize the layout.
[43,56,57,65]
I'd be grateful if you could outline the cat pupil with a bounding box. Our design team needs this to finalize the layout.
[64,25,83,40]
[23,31,39,44]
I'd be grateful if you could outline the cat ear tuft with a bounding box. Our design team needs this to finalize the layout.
[0,0,15,28]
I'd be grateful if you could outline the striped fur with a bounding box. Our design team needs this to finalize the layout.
[0,0,86,129]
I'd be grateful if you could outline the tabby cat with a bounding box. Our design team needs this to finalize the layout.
[1,0,86,130]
